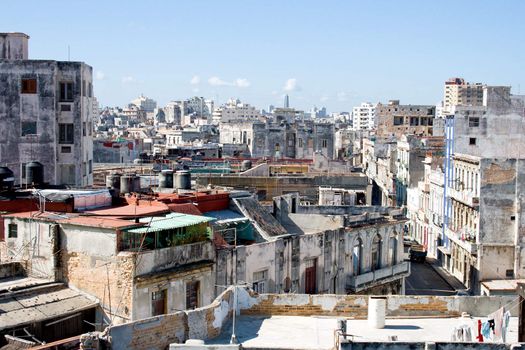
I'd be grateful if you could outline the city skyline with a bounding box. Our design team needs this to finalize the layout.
[2,0,525,111]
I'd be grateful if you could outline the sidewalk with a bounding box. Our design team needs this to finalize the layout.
[426,257,467,292]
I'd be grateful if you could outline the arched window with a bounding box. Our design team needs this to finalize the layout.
[388,233,398,265]
[352,238,363,276]
[371,234,382,271]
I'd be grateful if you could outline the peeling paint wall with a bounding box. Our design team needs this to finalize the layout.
[0,59,93,187]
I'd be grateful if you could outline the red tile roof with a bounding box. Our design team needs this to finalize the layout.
[167,203,203,216]
[85,204,170,218]
[57,216,143,230]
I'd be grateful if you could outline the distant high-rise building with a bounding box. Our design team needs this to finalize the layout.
[351,102,377,130]
[284,94,290,108]
[443,77,484,114]
[131,94,157,113]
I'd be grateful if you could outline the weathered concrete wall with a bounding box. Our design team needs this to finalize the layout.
[108,288,235,350]
[105,287,517,350]
[343,342,518,350]
[0,261,25,279]
[2,217,57,280]
[197,174,369,201]
[0,59,94,187]
[134,241,215,276]
[0,33,29,60]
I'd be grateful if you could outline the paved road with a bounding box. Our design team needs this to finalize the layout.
[405,260,456,296]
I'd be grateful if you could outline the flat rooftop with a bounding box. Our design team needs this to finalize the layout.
[207,315,518,349]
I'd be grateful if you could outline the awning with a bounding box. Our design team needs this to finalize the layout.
[126,212,213,234]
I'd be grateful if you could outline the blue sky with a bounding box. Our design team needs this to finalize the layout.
[2,0,524,112]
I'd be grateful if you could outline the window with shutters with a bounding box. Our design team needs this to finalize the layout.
[21,79,37,94]
[186,280,200,309]
[59,82,74,102]
[151,289,167,316]
[8,224,18,238]
[59,123,74,144]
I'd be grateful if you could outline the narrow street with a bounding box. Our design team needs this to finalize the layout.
[405,261,456,295]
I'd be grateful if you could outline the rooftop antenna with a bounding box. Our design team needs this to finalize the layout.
[67,45,70,61]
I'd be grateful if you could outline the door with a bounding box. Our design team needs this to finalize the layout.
[305,259,317,294]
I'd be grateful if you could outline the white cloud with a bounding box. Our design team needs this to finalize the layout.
[283,78,299,92]
[208,76,251,88]
[95,71,105,80]
[121,76,134,84]
[208,76,230,86]
[337,92,348,101]
[234,78,250,88]
[320,96,329,102]
[190,75,200,85]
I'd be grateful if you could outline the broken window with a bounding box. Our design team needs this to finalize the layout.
[186,280,200,309]
[21,121,37,136]
[151,289,167,316]
[8,224,17,238]
[59,82,74,102]
[371,234,382,271]
[59,123,74,144]
[21,78,37,94]
[253,270,268,294]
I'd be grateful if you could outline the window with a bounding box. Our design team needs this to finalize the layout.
[8,224,18,238]
[393,116,403,126]
[186,280,200,309]
[151,289,167,316]
[88,82,93,98]
[83,122,86,137]
[61,146,72,153]
[21,121,37,136]
[298,138,303,148]
[388,234,398,265]
[468,117,479,127]
[82,81,86,97]
[21,79,37,94]
[88,160,93,174]
[253,270,268,294]
[59,82,74,102]
[371,235,382,271]
[469,137,476,145]
[321,139,328,148]
[59,123,74,144]
[352,238,363,276]
[60,104,72,112]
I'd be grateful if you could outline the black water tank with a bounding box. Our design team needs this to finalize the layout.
[0,166,14,190]
[26,161,44,186]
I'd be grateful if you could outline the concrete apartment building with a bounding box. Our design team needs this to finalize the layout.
[443,77,484,113]
[219,119,334,159]
[131,94,157,113]
[351,102,377,131]
[405,84,525,294]
[0,33,94,187]
[375,100,435,137]
[212,98,260,124]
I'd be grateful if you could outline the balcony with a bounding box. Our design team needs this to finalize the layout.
[346,261,410,292]
[448,187,479,208]
[445,227,478,255]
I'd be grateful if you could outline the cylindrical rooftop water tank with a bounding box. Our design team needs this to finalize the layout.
[241,160,252,171]
[106,172,121,190]
[175,170,191,190]
[26,161,44,186]
[120,175,133,194]
[368,296,386,329]
[159,169,174,188]
[0,166,15,190]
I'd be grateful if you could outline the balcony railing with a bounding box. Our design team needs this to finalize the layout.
[346,261,410,292]
[445,227,478,255]
[448,187,479,208]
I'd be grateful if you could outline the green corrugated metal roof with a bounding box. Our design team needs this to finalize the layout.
[126,213,213,234]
